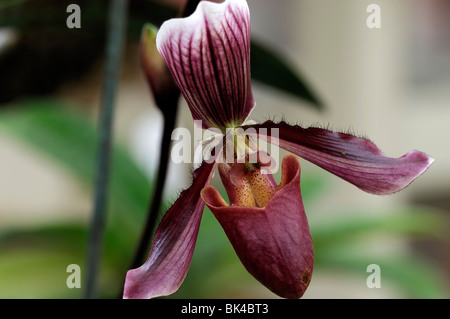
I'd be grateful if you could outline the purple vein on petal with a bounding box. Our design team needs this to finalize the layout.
[156,0,254,129]
[244,121,434,195]
[123,160,216,299]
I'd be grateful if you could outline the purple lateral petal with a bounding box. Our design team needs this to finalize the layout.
[201,155,314,299]
[156,0,255,129]
[243,121,434,195]
[123,161,216,299]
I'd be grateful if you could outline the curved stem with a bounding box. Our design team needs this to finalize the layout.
[126,0,200,271]
[130,108,178,269]
[119,0,200,299]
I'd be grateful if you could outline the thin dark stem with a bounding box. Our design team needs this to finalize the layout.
[84,0,128,299]
[126,0,200,271]
[116,99,178,299]
[130,108,178,270]
[117,0,198,299]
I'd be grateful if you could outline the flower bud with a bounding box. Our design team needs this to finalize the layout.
[141,23,180,110]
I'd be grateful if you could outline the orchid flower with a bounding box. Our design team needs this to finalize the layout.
[123,0,433,299]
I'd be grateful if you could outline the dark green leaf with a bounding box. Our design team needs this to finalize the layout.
[0,99,150,219]
[0,0,323,108]
[251,40,323,109]
[0,0,176,34]
[0,100,152,276]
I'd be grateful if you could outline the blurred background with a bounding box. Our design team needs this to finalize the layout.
[0,0,449,298]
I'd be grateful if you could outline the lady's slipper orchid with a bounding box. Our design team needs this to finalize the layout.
[123,0,433,299]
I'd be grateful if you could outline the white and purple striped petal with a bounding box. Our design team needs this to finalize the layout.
[156,0,255,129]
[244,121,434,195]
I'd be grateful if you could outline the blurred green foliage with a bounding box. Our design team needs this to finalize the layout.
[0,100,448,298]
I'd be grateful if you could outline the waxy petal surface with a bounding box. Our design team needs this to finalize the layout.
[156,0,254,129]
[244,121,434,195]
[202,155,314,299]
[123,161,216,299]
